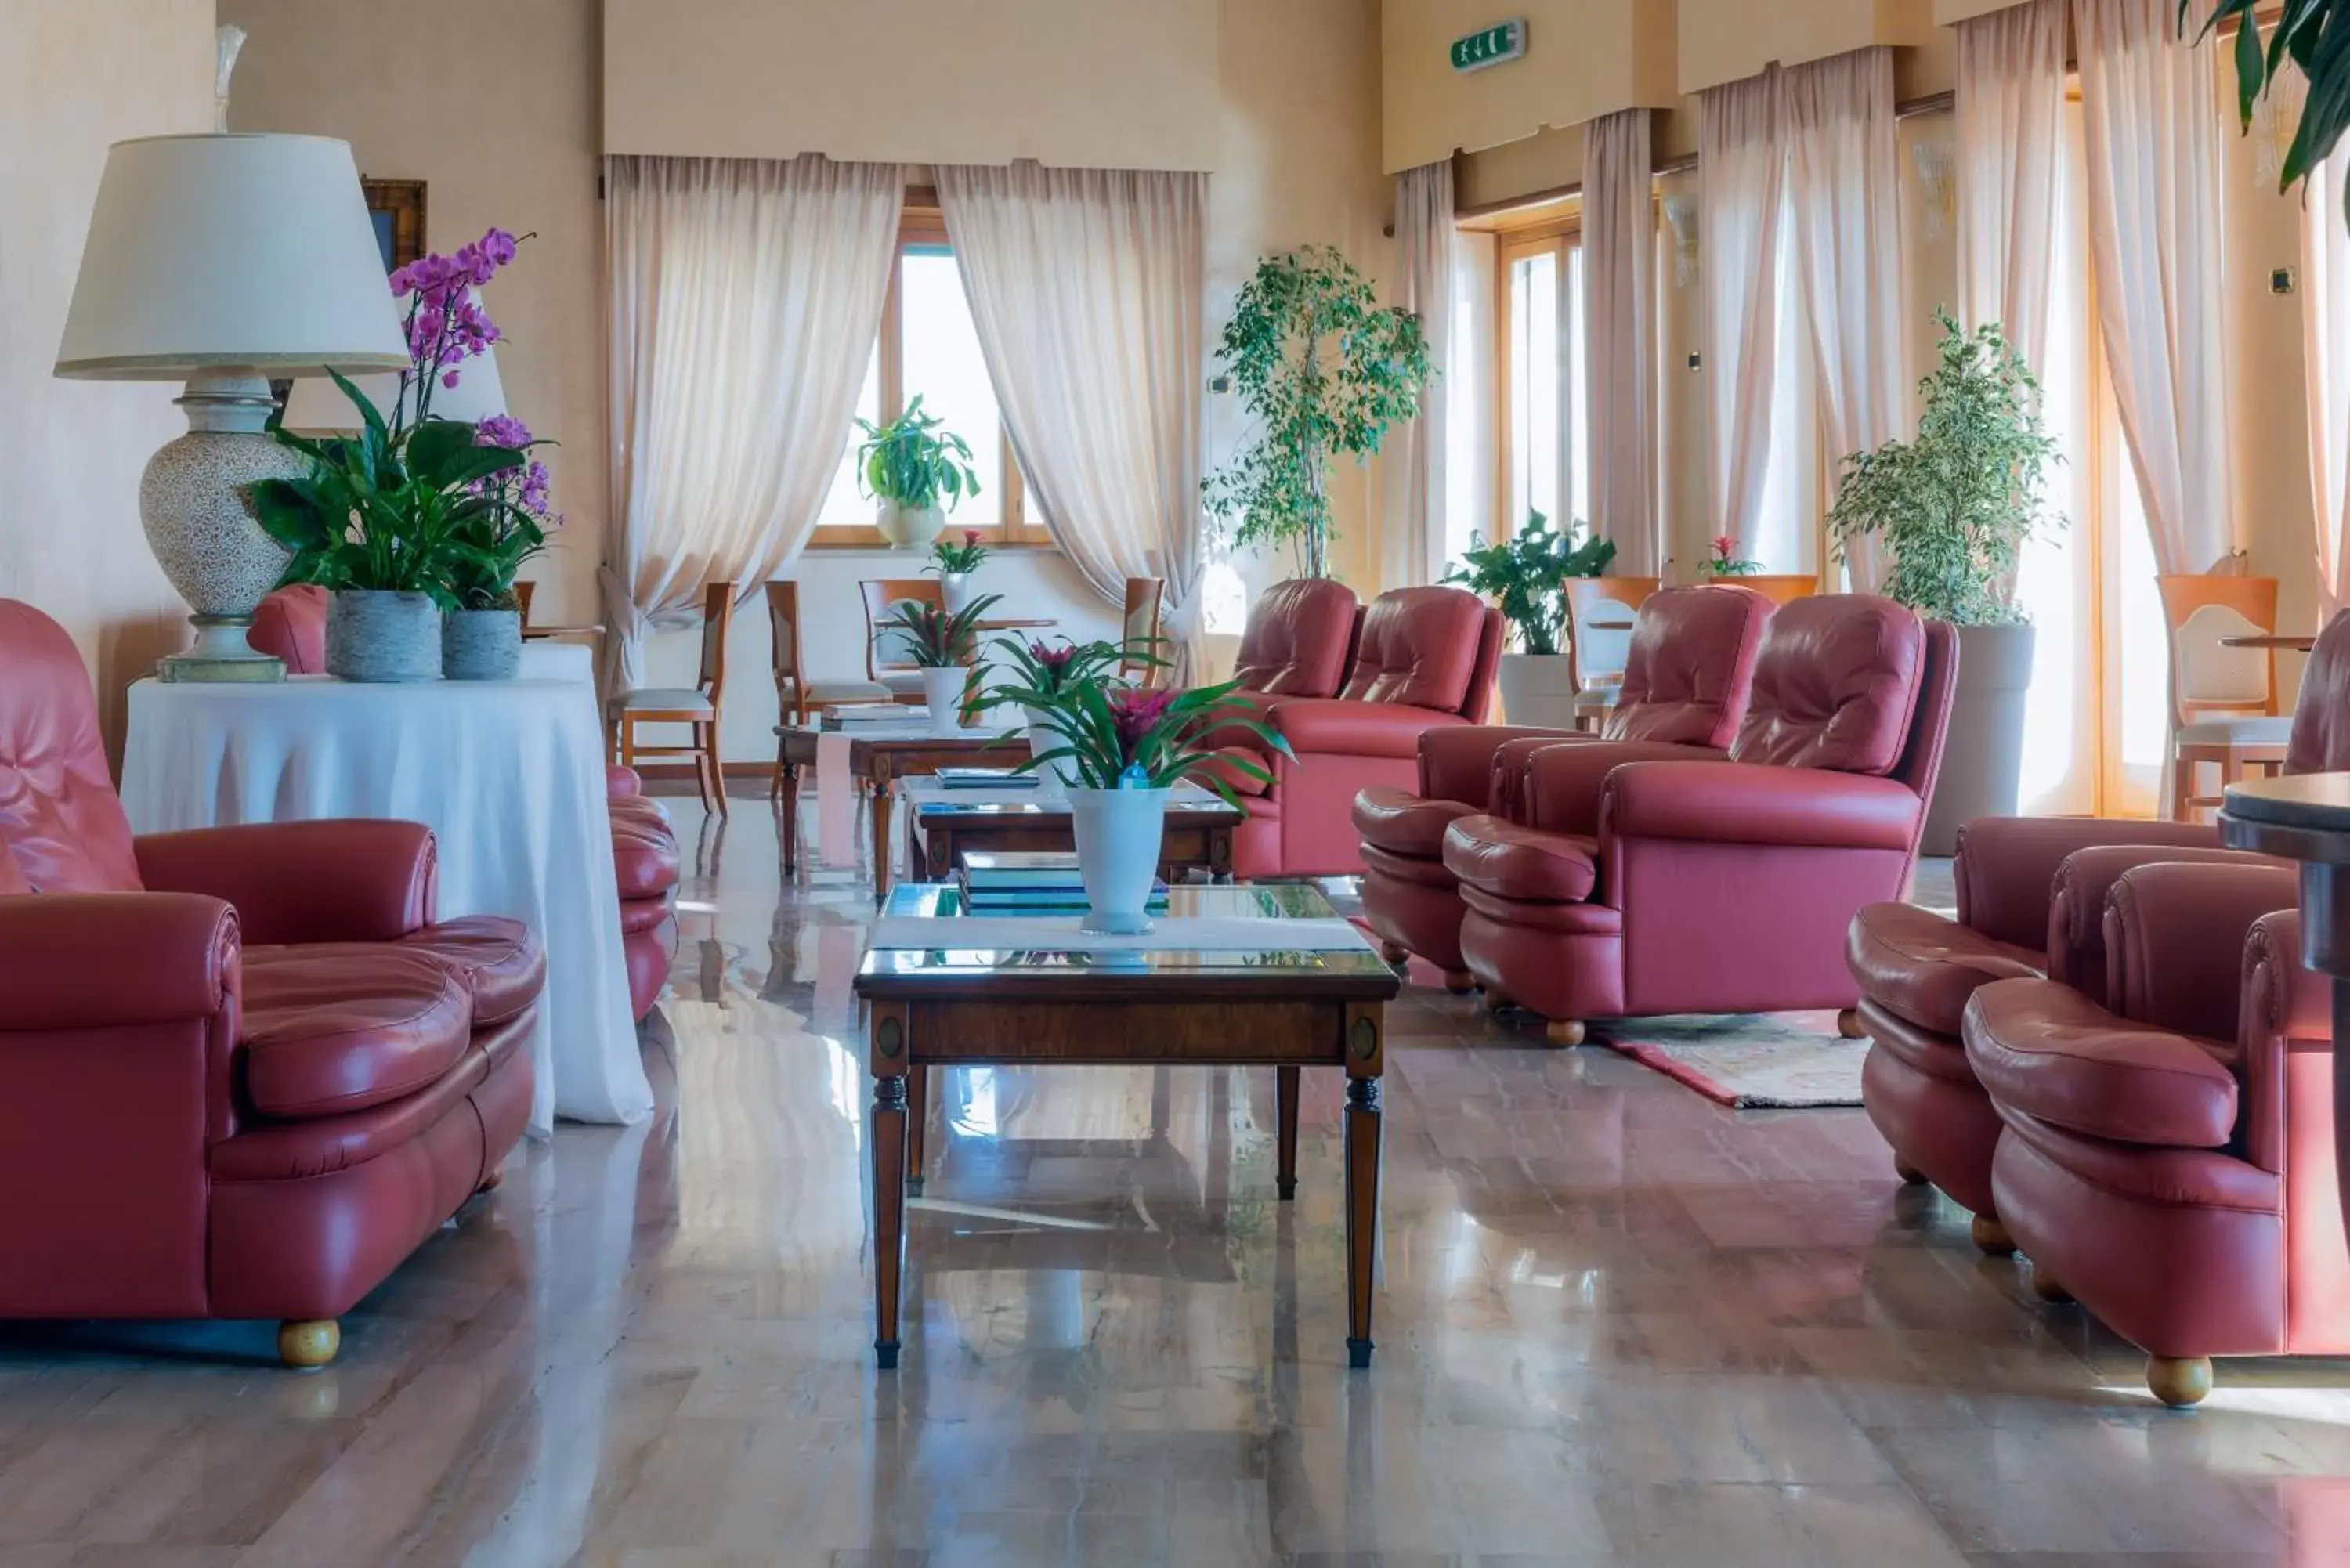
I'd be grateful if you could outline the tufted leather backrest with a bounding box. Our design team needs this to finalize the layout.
[2288,608,2350,775]
[1603,585,1773,749]
[249,584,330,673]
[1232,578,1360,697]
[0,599,143,894]
[1340,587,1491,713]
[1729,595,1927,775]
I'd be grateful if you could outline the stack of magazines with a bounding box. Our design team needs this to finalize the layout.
[822,702,918,729]
[959,851,1168,915]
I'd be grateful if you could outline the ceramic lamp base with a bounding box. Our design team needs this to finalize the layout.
[157,615,284,683]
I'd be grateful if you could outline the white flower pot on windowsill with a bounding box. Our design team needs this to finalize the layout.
[880,503,946,549]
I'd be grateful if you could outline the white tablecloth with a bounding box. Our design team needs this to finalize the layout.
[121,658,652,1137]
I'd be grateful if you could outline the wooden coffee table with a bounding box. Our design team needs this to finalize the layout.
[900,775,1244,883]
[853,881,1401,1370]
[772,721,1024,891]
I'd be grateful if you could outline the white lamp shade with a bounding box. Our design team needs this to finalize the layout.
[281,344,508,433]
[55,133,410,380]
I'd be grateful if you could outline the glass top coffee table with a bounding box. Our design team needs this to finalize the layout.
[853,881,1400,1370]
[898,775,1246,883]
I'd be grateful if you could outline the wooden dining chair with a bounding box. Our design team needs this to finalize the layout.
[767,581,890,800]
[2159,573,2288,821]
[606,579,735,818]
[859,578,945,702]
[1564,576,1659,732]
[1119,576,1166,687]
[514,579,537,626]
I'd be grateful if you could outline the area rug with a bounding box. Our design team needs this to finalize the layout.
[1593,1012,1865,1109]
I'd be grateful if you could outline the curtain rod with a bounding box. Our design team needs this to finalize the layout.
[1451,89,1956,221]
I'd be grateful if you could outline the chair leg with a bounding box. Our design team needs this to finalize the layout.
[2146,1356,2212,1408]
[1970,1212,2016,1255]
[710,724,730,820]
[2170,754,2197,823]
[278,1319,341,1369]
[1836,1008,1867,1039]
[1544,1019,1585,1047]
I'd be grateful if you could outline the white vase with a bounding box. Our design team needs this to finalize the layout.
[880,503,947,549]
[921,665,968,734]
[1023,703,1076,788]
[1067,786,1170,935]
[942,571,974,614]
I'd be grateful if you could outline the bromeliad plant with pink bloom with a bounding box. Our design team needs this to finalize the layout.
[1017,674,1291,806]
[1701,534,1762,577]
[931,529,989,576]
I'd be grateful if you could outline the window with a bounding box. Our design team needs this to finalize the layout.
[1495,218,1590,540]
[809,199,1047,548]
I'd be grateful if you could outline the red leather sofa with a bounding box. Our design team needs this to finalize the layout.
[1351,585,1775,991]
[1213,586,1504,878]
[1847,607,2350,1252]
[1966,859,2343,1406]
[1445,595,1956,1044]
[251,586,678,1020]
[0,598,541,1367]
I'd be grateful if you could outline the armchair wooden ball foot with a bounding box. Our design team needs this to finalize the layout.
[1483,991,1514,1015]
[1894,1158,1929,1185]
[1835,1008,1867,1039]
[1379,940,1410,966]
[2028,1266,2073,1305]
[1442,970,1475,995]
[1970,1213,2017,1256]
[2146,1356,2213,1408]
[278,1319,342,1370]
[1544,1019,1586,1048]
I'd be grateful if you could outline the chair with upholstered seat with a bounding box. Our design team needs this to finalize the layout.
[1563,577,1658,732]
[2160,573,2289,821]
[768,580,890,734]
[860,578,945,703]
[606,580,734,818]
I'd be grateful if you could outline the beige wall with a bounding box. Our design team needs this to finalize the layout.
[1383,0,1676,173]
[605,0,1221,171]
[219,0,609,634]
[1934,0,2035,21]
[0,0,215,756]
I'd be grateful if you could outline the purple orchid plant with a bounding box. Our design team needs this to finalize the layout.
[388,228,520,431]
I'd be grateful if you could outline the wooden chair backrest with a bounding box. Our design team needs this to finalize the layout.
[861,578,943,678]
[515,579,537,626]
[1564,577,1658,692]
[1735,573,1819,607]
[2158,573,2280,721]
[1120,576,1166,687]
[699,580,736,706]
[766,580,802,689]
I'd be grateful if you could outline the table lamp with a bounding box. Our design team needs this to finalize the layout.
[52,132,410,681]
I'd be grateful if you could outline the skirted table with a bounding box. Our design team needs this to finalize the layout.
[119,642,651,1137]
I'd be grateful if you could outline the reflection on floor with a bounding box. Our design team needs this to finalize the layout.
[2,798,2347,1566]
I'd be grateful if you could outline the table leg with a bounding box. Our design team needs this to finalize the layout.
[779,761,801,877]
[906,1065,930,1195]
[1343,1075,1381,1368]
[871,780,895,900]
[873,1072,908,1369]
[1275,1064,1300,1201]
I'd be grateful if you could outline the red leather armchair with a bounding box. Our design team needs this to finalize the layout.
[1446,595,1956,1043]
[0,598,541,1367]
[1966,860,2342,1406]
[1227,577,1362,703]
[251,586,679,1021]
[1847,607,2350,1251]
[1352,585,1774,989]
[1216,586,1503,878]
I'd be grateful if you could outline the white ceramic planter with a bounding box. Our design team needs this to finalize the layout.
[921,665,968,734]
[1495,652,1580,729]
[1068,785,1170,934]
[941,571,974,614]
[327,589,441,683]
[880,503,947,550]
[1919,622,2036,856]
[442,607,521,681]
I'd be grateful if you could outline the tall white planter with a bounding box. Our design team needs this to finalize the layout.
[920,666,967,734]
[1919,623,2036,856]
[1068,786,1170,934]
[1495,652,1580,728]
[941,572,974,614]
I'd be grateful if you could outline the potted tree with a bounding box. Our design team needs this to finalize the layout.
[854,395,982,551]
[1203,245,1434,579]
[1828,311,2060,854]
[1444,511,1614,728]
[875,592,1002,735]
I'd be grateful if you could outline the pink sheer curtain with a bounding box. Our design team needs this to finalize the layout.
[1583,110,1661,576]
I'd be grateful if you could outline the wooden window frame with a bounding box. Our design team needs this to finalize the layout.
[1491,212,1583,545]
[806,196,1052,551]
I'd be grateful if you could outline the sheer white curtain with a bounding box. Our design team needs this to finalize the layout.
[2074,0,2236,576]
[1956,0,2066,371]
[1446,227,1499,570]
[1386,160,1455,589]
[934,164,1207,678]
[601,154,903,691]
[2305,134,2350,615]
[1584,109,1661,576]
[1784,47,1904,593]
[1699,70,1788,562]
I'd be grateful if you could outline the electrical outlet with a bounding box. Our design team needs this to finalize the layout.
[1687,352,1702,371]
[2272,267,2298,295]
[1208,374,1231,394]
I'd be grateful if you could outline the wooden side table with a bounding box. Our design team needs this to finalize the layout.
[772,722,1024,890]
[901,778,1242,883]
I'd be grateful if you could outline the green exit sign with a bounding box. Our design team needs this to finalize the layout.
[1450,19,1526,74]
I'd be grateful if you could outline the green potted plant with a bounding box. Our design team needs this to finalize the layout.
[876,592,1002,734]
[1203,245,1434,580]
[929,527,989,613]
[854,395,983,551]
[1444,511,1614,728]
[1018,677,1290,934]
[1827,310,2060,853]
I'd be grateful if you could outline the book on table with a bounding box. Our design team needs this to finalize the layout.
[824,703,919,728]
[934,767,1037,790]
[959,851,1086,890]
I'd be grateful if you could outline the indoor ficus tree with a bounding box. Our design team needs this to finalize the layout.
[1203,244,1433,580]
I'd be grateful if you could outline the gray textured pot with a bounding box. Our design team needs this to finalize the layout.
[443,608,522,681]
[1919,621,2036,857]
[326,589,442,683]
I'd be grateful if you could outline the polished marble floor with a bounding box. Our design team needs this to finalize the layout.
[8,798,2350,1566]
